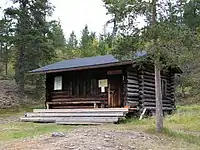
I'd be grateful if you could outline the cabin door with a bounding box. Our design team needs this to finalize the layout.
[108,75,122,107]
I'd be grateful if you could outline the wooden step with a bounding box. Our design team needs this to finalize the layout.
[20,117,119,123]
[33,108,129,113]
[56,122,105,125]
[25,112,126,117]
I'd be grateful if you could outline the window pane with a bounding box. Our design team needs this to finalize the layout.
[54,76,62,90]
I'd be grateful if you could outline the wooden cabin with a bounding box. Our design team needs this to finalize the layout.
[30,55,181,114]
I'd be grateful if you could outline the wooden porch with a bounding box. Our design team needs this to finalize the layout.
[20,108,129,124]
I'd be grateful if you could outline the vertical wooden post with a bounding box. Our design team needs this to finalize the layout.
[123,70,127,107]
[46,103,49,109]
[108,81,111,107]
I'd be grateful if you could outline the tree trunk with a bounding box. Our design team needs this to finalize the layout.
[5,43,8,76]
[112,15,117,38]
[15,45,25,92]
[0,42,2,58]
[151,0,163,132]
[155,60,163,132]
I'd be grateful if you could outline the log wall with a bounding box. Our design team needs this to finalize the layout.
[125,67,140,108]
[124,65,176,112]
[140,66,176,111]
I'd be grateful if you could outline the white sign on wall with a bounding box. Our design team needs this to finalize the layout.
[98,79,108,88]
[98,79,108,93]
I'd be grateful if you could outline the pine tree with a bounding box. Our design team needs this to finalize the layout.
[80,25,97,57]
[5,0,55,93]
[67,31,78,50]
[49,20,66,49]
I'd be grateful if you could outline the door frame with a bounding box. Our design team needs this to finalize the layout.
[107,75,122,108]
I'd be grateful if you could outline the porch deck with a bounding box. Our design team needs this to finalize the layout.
[20,108,129,124]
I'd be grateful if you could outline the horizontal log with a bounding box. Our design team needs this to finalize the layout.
[126,96,139,101]
[144,82,155,88]
[126,101,139,107]
[33,108,129,113]
[127,97,139,102]
[142,99,173,104]
[144,86,155,91]
[143,92,172,98]
[144,94,155,99]
[144,95,171,100]
[127,79,139,84]
[127,72,138,76]
[171,93,175,96]
[127,93,139,97]
[143,71,155,76]
[144,90,155,96]
[126,100,139,104]
[143,72,169,79]
[127,88,139,93]
[25,112,125,117]
[127,84,139,89]
[127,76,138,81]
[142,102,172,107]
[143,107,175,110]
[143,79,155,84]
[144,75,155,80]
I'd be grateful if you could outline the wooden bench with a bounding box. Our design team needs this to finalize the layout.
[46,100,104,109]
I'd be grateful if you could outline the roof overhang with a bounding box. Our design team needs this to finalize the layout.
[28,61,133,74]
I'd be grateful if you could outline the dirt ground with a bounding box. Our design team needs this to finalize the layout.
[0,125,199,150]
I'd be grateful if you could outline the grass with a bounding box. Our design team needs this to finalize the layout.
[0,122,72,141]
[120,104,200,146]
[165,105,200,131]
[0,104,44,117]
[0,104,73,141]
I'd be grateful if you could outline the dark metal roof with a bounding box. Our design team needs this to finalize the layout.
[29,55,121,74]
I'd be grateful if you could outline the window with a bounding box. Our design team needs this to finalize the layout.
[161,79,167,98]
[54,76,62,90]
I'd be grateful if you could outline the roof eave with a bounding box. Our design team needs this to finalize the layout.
[28,61,133,74]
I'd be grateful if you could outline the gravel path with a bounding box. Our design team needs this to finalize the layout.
[0,126,198,150]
